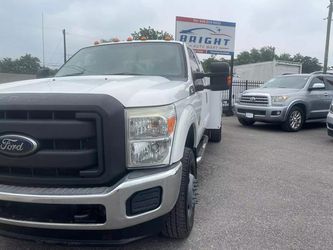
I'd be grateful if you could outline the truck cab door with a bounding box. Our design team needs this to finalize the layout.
[308,76,331,119]
[187,48,209,138]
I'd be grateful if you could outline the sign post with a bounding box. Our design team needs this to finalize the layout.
[175,16,236,115]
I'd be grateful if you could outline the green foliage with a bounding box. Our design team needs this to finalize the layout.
[234,46,322,73]
[291,53,322,73]
[201,46,322,74]
[0,54,58,77]
[0,58,16,73]
[100,27,174,43]
[131,26,173,40]
[0,54,41,74]
[278,53,292,61]
[235,46,275,65]
[201,56,219,72]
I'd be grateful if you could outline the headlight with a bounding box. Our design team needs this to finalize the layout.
[271,96,289,104]
[330,104,333,113]
[126,105,176,169]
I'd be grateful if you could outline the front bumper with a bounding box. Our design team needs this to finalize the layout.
[327,112,333,137]
[235,103,288,123]
[0,162,182,231]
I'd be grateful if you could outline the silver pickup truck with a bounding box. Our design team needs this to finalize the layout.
[235,73,333,131]
[0,40,230,245]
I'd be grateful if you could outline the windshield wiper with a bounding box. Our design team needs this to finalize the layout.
[59,71,85,77]
[57,65,87,77]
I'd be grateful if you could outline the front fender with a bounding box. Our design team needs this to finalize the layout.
[285,100,309,119]
[171,104,198,163]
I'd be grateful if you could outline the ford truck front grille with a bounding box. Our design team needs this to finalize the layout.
[240,95,269,105]
[0,94,127,187]
[0,111,103,183]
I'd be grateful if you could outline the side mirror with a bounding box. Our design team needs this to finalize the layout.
[209,62,230,91]
[309,82,325,90]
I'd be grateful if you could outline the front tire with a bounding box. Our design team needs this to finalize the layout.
[282,106,304,132]
[161,148,197,239]
[238,117,255,126]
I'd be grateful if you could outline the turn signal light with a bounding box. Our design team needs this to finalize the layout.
[227,75,232,87]
[111,38,120,42]
[167,116,176,135]
[164,35,173,41]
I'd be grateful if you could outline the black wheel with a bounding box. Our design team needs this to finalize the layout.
[282,106,304,132]
[161,147,197,239]
[238,117,255,126]
[208,127,222,143]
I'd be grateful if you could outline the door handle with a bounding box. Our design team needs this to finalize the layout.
[324,92,329,96]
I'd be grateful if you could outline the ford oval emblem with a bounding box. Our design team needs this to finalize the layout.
[0,135,38,157]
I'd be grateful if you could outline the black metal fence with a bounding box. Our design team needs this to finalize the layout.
[222,80,264,108]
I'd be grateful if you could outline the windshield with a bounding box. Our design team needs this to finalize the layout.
[262,75,309,89]
[261,75,309,89]
[56,42,186,79]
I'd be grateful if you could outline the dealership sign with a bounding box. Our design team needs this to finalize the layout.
[175,16,236,55]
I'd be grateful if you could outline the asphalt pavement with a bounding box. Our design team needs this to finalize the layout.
[1,117,333,250]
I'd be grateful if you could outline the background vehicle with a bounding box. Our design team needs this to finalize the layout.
[235,73,333,131]
[327,100,333,137]
[0,41,229,244]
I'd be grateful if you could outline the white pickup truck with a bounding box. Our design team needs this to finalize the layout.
[0,40,229,244]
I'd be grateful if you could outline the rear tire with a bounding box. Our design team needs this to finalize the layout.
[208,127,222,143]
[161,148,197,239]
[238,117,255,126]
[282,106,304,132]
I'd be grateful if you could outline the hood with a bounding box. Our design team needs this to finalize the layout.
[242,87,301,96]
[0,75,189,107]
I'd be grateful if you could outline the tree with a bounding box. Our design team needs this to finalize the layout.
[235,46,275,65]
[292,53,322,73]
[277,53,292,61]
[259,46,275,61]
[234,46,322,73]
[235,51,251,65]
[249,48,261,63]
[0,54,57,77]
[0,58,16,73]
[0,54,41,74]
[201,56,218,72]
[131,26,173,40]
[15,54,41,74]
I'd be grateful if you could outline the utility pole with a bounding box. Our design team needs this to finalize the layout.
[42,13,45,67]
[62,29,67,64]
[324,0,333,73]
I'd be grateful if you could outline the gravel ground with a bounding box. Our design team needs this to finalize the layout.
[1,117,333,250]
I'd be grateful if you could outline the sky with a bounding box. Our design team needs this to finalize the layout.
[0,0,331,68]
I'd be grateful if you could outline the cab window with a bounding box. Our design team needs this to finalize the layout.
[309,76,325,90]
[324,76,333,90]
[187,48,200,73]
